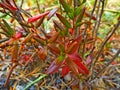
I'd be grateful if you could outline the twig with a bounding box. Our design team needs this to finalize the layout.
[36,0,41,13]
[93,20,120,66]
[20,0,24,8]
[91,48,120,81]
[82,0,98,58]
[4,63,18,87]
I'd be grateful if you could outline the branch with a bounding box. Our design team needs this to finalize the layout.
[92,48,120,80]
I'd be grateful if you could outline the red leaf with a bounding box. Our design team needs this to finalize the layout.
[68,53,82,62]
[73,59,89,74]
[62,66,70,76]
[66,57,79,75]
[28,11,49,23]
[68,53,89,74]
[66,35,82,54]
[21,54,33,62]
[47,8,58,20]
[46,60,63,74]
[0,2,17,11]
[15,32,22,39]
[47,44,60,55]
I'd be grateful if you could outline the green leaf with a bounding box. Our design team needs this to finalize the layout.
[59,0,74,19]
[2,19,15,36]
[58,54,65,62]
[0,14,7,18]
[56,13,71,28]
[68,12,74,20]
[74,5,82,17]
[59,0,71,13]
[76,7,86,24]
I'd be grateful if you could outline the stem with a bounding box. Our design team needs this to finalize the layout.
[24,74,47,90]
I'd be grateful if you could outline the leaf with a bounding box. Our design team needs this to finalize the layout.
[59,0,71,14]
[48,32,59,43]
[28,11,49,23]
[74,59,89,74]
[74,5,82,17]
[46,60,63,74]
[47,8,58,20]
[21,33,33,44]
[2,19,15,36]
[0,2,17,11]
[68,53,89,74]
[53,20,65,31]
[66,41,78,54]
[76,7,86,24]
[66,35,82,54]
[68,53,82,62]
[14,32,22,39]
[35,17,45,28]
[56,13,71,28]
[38,47,47,61]
[62,66,70,76]
[65,57,79,75]
[47,44,60,55]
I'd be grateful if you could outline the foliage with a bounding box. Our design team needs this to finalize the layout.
[0,0,120,89]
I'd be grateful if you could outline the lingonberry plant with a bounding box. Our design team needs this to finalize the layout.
[0,0,120,89]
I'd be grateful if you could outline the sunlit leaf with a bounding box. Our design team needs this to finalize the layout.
[28,11,49,23]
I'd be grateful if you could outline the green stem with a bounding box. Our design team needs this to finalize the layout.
[24,74,47,90]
